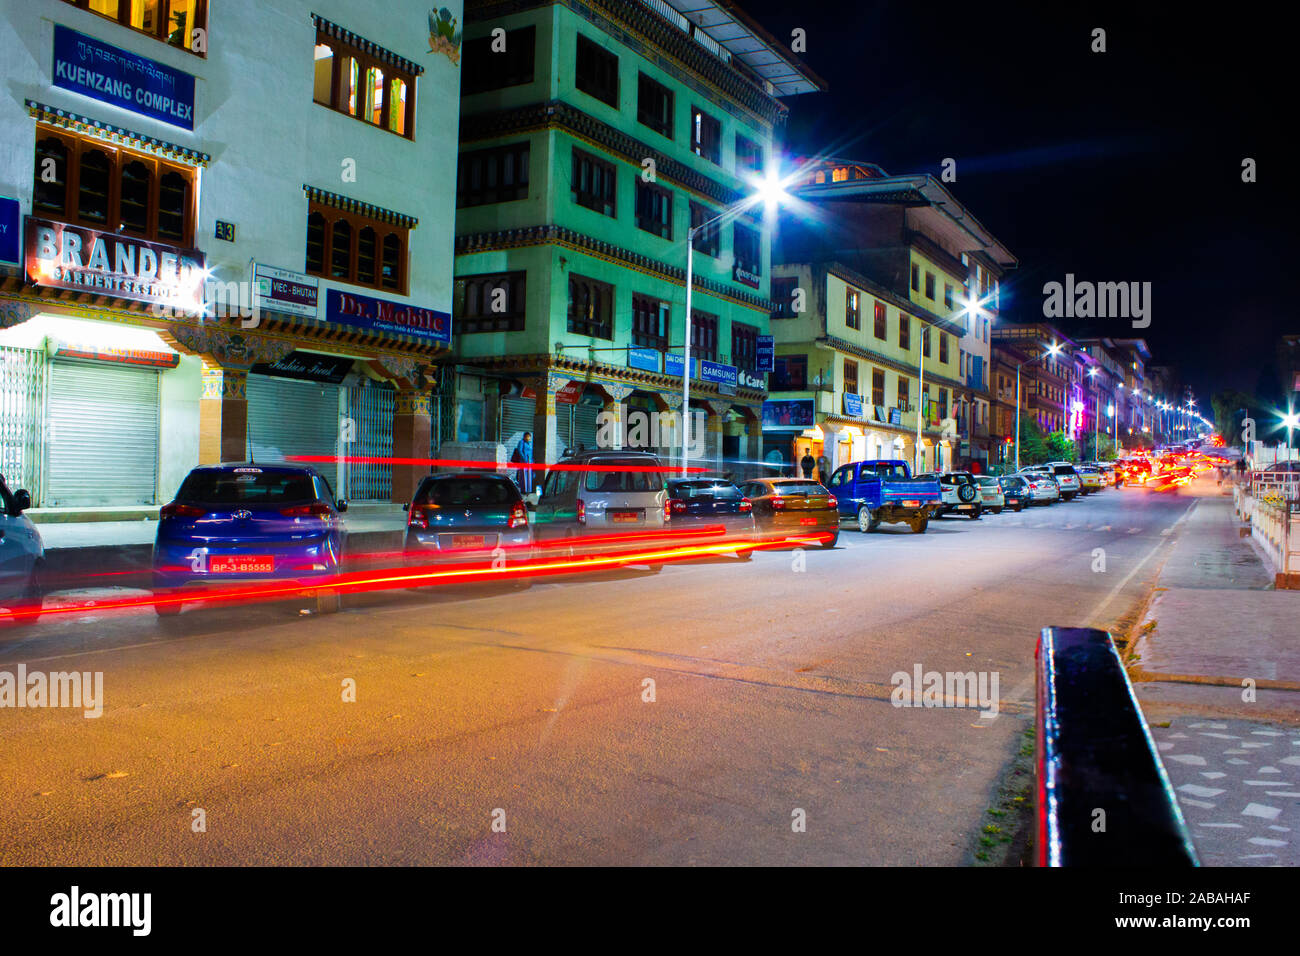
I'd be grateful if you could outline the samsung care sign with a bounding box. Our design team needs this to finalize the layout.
[25,217,205,311]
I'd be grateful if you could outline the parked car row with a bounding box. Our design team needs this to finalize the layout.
[32,452,1116,620]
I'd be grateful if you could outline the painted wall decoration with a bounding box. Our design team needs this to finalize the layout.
[428,8,462,64]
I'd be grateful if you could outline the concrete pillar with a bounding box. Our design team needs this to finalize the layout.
[705,408,723,472]
[534,387,559,466]
[199,367,247,464]
[601,397,624,451]
[392,389,432,504]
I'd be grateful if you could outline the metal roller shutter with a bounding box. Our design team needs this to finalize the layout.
[46,361,159,507]
[573,404,599,454]
[246,375,341,468]
[499,396,536,450]
[345,382,394,501]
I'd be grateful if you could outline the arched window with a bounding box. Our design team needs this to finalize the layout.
[305,212,326,274]
[78,148,112,224]
[381,233,401,290]
[365,66,385,125]
[33,137,68,213]
[331,219,352,279]
[357,227,377,285]
[119,160,152,234]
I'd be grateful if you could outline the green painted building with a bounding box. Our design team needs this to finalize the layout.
[449,0,823,468]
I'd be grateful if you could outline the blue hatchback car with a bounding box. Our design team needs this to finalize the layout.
[152,463,347,615]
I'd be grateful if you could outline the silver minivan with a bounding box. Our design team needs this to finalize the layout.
[533,450,669,568]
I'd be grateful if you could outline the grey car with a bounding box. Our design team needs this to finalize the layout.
[533,450,669,569]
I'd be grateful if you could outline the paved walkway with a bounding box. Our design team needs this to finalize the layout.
[1132,482,1300,866]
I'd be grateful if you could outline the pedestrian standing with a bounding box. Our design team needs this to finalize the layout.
[512,432,534,494]
[800,450,816,479]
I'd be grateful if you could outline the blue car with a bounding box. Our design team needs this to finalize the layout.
[664,477,756,560]
[404,472,533,587]
[152,464,347,615]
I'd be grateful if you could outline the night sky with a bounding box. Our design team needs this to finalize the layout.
[741,0,1295,408]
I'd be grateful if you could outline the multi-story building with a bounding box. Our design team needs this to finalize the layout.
[991,323,1074,436]
[768,158,1015,477]
[449,0,823,469]
[0,0,462,510]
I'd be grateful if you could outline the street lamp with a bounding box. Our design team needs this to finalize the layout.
[1282,408,1299,462]
[1088,366,1099,459]
[1014,340,1062,471]
[681,165,792,474]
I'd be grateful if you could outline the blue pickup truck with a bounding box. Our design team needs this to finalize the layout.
[825,459,942,534]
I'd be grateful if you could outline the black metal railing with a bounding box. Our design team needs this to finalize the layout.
[1035,626,1198,866]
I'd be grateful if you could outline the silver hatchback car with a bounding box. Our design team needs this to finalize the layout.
[533,450,669,568]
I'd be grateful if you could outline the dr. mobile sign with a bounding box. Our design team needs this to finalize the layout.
[53,25,196,130]
[25,216,205,310]
[325,289,450,346]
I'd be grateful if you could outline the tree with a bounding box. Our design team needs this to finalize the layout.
[1046,430,1076,462]
[1017,418,1049,466]
[1211,390,1260,448]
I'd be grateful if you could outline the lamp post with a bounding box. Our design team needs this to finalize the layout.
[1088,366,1099,459]
[1014,340,1062,471]
[680,167,791,474]
[1283,408,1298,462]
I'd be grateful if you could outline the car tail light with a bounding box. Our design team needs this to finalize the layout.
[664,498,686,520]
[576,499,586,524]
[770,496,785,510]
[160,502,204,519]
[739,498,753,514]
[508,502,528,529]
[281,502,332,518]
[825,495,837,509]
[407,507,429,530]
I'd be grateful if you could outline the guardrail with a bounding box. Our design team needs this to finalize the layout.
[1035,626,1198,866]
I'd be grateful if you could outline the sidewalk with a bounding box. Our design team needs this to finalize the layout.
[1131,482,1300,866]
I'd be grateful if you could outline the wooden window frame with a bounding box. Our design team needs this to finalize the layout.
[872,368,885,407]
[732,320,759,372]
[631,294,669,351]
[572,148,617,218]
[899,314,911,351]
[843,359,859,397]
[689,201,719,258]
[305,199,409,295]
[567,273,613,340]
[634,179,672,240]
[735,133,763,175]
[575,34,619,108]
[939,331,949,364]
[455,271,526,333]
[62,0,209,56]
[457,141,530,208]
[770,276,797,319]
[32,125,196,245]
[873,300,887,339]
[691,105,722,165]
[636,73,673,140]
[845,288,860,330]
[733,222,761,277]
[314,28,416,140]
[690,310,719,362]
[773,355,807,391]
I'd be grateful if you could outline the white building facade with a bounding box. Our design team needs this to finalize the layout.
[0,0,462,511]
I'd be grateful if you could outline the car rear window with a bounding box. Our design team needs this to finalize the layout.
[1053,466,1077,476]
[669,480,743,499]
[872,463,909,478]
[771,481,826,496]
[1000,477,1026,489]
[178,470,317,504]
[415,477,518,507]
[583,459,665,493]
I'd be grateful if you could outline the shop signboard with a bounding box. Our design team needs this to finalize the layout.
[53,25,196,130]
[627,347,659,373]
[700,360,737,389]
[843,393,863,419]
[756,335,774,372]
[0,197,19,264]
[251,351,354,384]
[325,288,450,345]
[24,216,204,310]
[253,263,318,319]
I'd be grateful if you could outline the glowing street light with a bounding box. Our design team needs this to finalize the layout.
[1015,341,1062,471]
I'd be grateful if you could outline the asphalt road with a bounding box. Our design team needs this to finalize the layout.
[0,484,1197,865]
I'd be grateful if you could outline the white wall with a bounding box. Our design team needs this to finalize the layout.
[0,0,462,316]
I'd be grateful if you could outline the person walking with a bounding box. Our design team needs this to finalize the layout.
[800,449,816,479]
[512,432,534,495]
